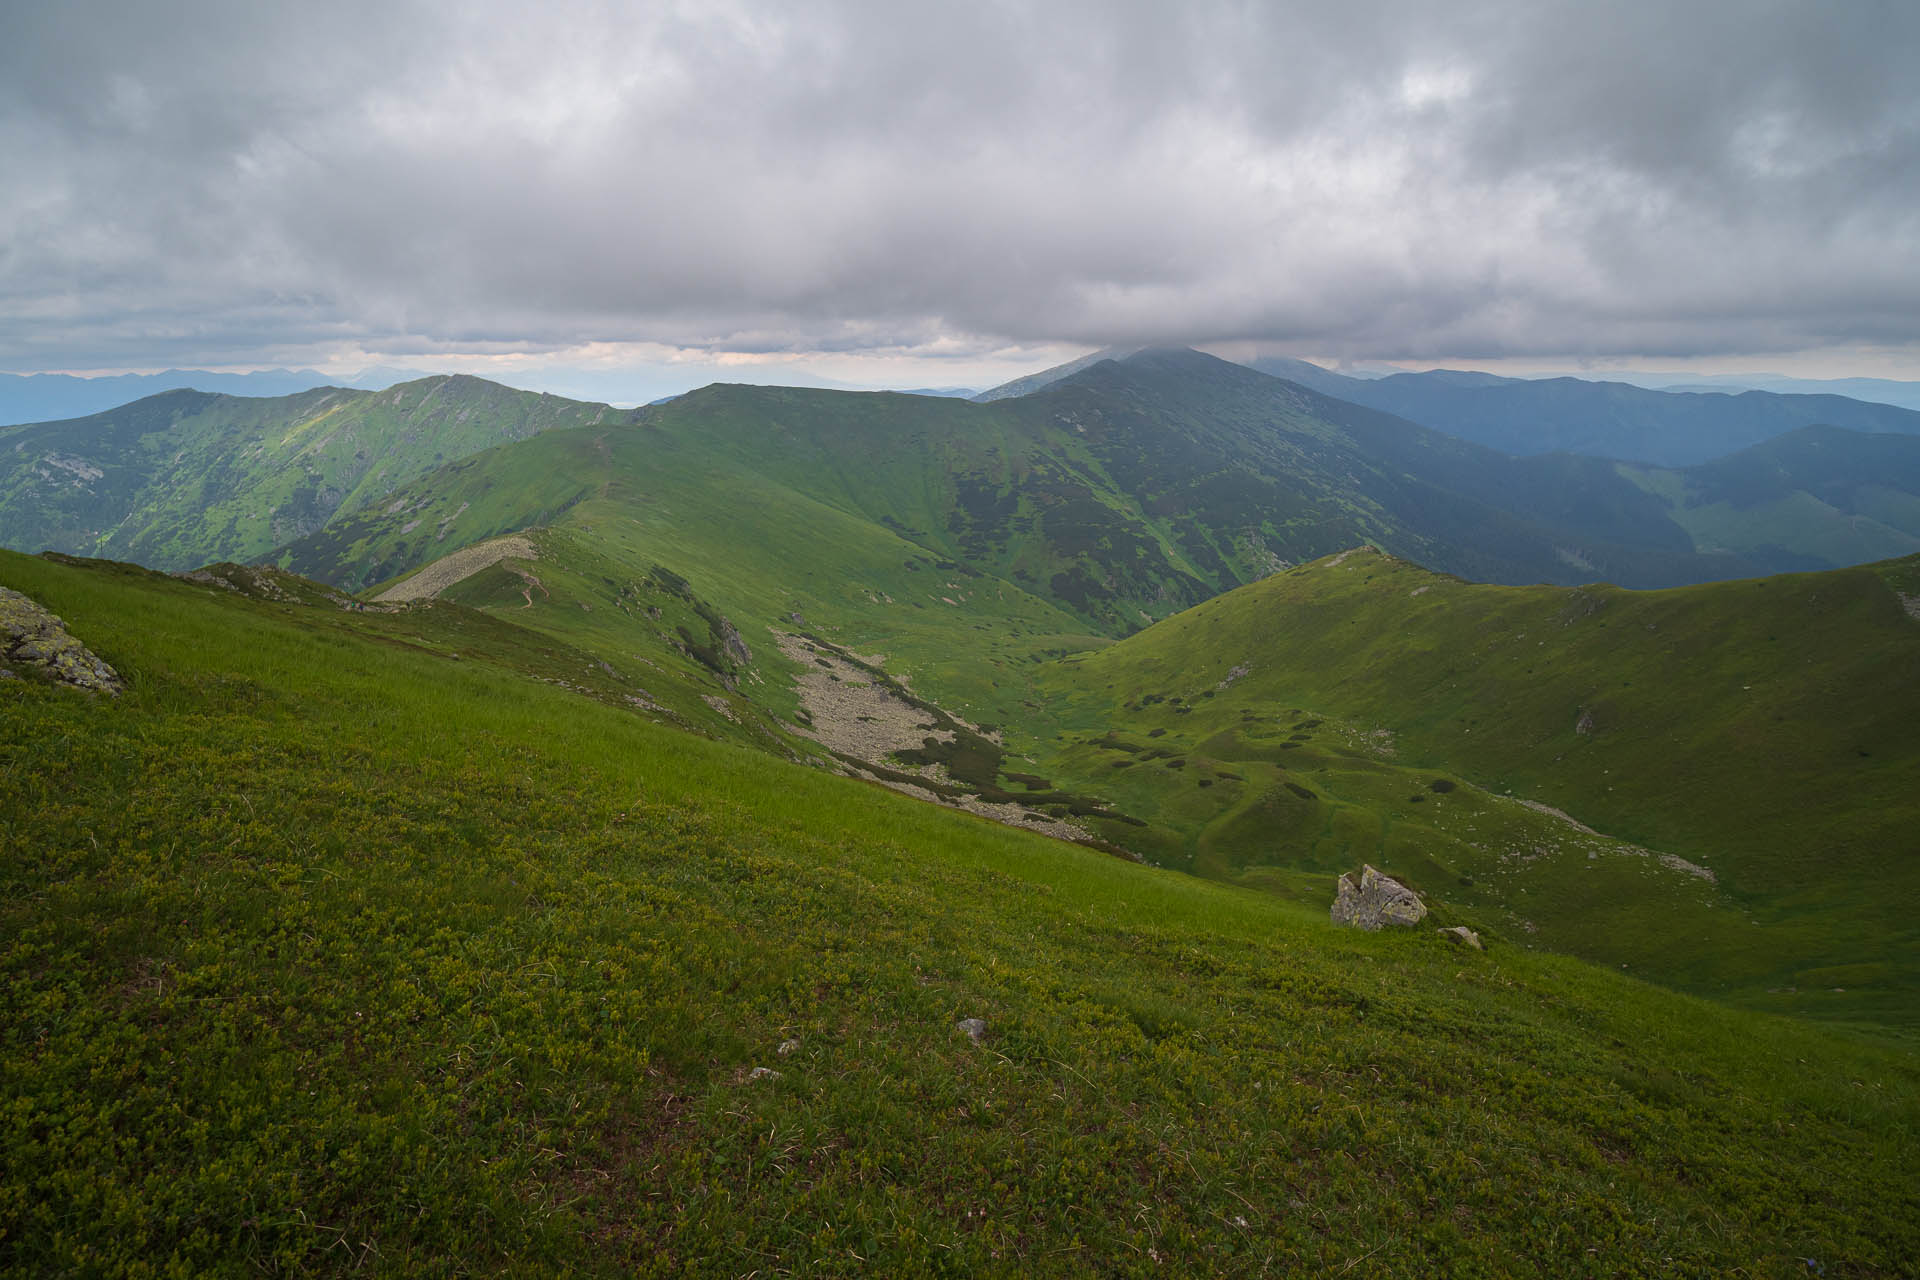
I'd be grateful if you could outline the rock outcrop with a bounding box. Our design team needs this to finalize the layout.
[0,587,122,693]
[1330,864,1427,930]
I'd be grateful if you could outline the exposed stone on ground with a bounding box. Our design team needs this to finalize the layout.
[177,562,364,609]
[777,629,1090,842]
[776,629,949,760]
[1330,864,1428,930]
[716,616,751,665]
[1658,853,1717,883]
[746,1066,781,1082]
[777,1038,801,1057]
[1574,708,1596,735]
[0,587,122,693]
[1439,926,1483,950]
[956,1018,988,1043]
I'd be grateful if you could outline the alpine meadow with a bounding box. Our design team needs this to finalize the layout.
[5,2,1920,1275]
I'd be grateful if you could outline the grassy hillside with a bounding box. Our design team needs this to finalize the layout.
[1017,547,1920,1025]
[0,377,631,569]
[263,381,1920,1023]
[279,354,1787,651]
[3,547,1916,1276]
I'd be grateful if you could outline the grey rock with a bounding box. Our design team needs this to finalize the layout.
[717,615,752,666]
[776,1038,801,1057]
[746,1066,781,1082]
[956,1017,988,1043]
[0,587,122,694]
[1330,864,1427,930]
[1439,925,1483,950]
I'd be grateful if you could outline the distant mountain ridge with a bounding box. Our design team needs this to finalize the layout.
[268,349,1817,640]
[0,375,633,569]
[0,365,441,426]
[1241,356,1920,464]
[969,346,1141,401]
[8,350,1920,591]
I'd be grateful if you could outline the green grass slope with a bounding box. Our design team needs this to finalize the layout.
[0,377,632,569]
[1019,547,1920,1025]
[2,547,1917,1276]
[276,354,1790,687]
[280,420,1097,734]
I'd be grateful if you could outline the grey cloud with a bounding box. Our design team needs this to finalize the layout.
[1,0,1916,370]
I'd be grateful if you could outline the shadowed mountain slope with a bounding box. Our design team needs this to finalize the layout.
[1244,357,1920,465]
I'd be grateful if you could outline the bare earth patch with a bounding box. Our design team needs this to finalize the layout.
[375,535,538,602]
[774,631,949,760]
[776,630,1088,842]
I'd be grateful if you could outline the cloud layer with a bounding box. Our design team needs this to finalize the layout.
[3,0,1916,372]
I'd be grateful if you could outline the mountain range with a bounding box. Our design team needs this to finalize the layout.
[0,376,634,569]
[1239,356,1920,465]
[9,348,1920,590]
[0,364,444,426]
[3,343,1918,1272]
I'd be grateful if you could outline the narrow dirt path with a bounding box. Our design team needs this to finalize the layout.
[374,535,537,602]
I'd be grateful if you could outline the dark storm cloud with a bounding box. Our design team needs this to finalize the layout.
[1,0,1915,369]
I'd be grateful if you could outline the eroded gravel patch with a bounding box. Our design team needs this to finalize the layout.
[777,630,1089,842]
[775,631,949,759]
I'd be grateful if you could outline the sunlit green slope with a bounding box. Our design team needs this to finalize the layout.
[3,547,1917,1276]
[1019,547,1920,1025]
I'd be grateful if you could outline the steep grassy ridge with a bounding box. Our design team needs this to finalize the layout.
[0,376,631,569]
[1020,547,1920,1024]
[3,548,1917,1276]
[283,420,1096,733]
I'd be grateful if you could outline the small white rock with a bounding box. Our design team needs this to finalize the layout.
[956,1017,988,1043]
[776,1038,801,1057]
[747,1066,781,1082]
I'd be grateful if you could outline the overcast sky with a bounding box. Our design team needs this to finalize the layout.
[3,0,1917,394]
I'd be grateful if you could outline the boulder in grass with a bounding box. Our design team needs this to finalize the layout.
[0,587,121,694]
[1330,864,1427,930]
